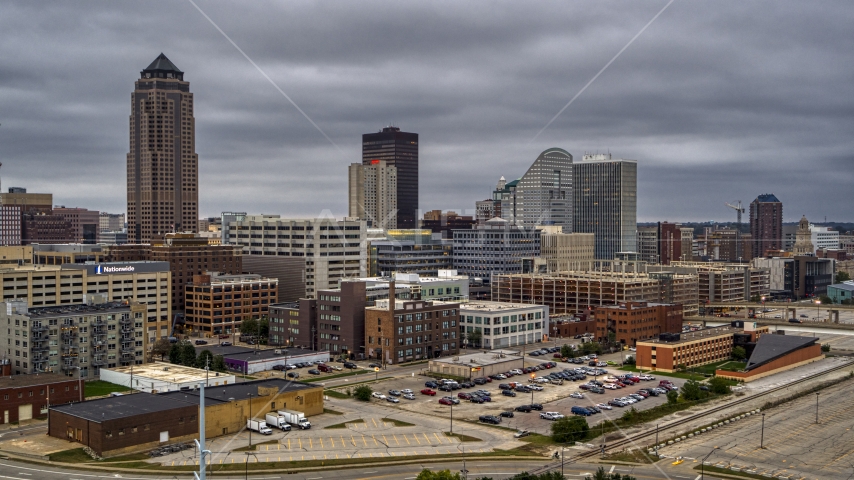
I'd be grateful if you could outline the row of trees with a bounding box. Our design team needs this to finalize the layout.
[150,339,227,371]
[559,340,603,359]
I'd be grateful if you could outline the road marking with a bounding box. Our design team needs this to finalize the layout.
[371,417,378,428]
[609,465,615,473]
[372,434,378,446]
[413,434,421,445]
[287,438,291,449]
[383,434,389,446]
[434,432,442,444]
[423,433,430,444]
[319,437,324,448]
[17,474,32,476]
[298,438,303,449]
[309,438,313,449]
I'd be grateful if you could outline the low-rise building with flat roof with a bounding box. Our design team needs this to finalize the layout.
[99,362,236,393]
[0,373,81,425]
[458,301,549,349]
[428,350,523,379]
[715,334,824,382]
[594,302,683,347]
[635,325,737,372]
[222,347,329,375]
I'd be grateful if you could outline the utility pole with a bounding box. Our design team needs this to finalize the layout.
[760,413,765,448]
[815,393,820,424]
[193,382,211,480]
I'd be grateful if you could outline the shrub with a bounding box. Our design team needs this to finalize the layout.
[666,390,678,404]
[708,376,732,394]
[821,344,831,353]
[551,416,589,443]
[354,385,372,402]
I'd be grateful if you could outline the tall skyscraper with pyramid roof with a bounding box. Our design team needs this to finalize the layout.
[127,53,198,243]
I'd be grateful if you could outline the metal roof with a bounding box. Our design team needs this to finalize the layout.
[143,53,182,74]
[745,334,818,371]
[51,393,193,423]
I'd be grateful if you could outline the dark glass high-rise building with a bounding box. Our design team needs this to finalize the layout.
[749,193,783,258]
[127,53,198,243]
[362,126,418,228]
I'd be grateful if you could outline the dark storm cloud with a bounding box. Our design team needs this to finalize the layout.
[0,0,852,223]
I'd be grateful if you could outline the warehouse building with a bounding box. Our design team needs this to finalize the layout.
[0,373,81,425]
[99,363,236,393]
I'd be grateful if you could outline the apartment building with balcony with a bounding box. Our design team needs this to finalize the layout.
[184,273,277,336]
[0,300,148,379]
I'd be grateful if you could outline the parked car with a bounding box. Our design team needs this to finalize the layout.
[403,393,416,400]
[457,392,472,400]
[442,396,460,405]
[515,405,532,413]
[474,377,488,385]
[499,411,514,418]
[371,392,387,399]
[220,341,232,347]
[596,403,612,410]
[401,389,413,394]
[570,392,584,399]
[529,403,544,411]
[272,364,286,371]
[514,430,531,438]
[388,390,402,397]
[501,389,517,397]
[368,363,382,368]
[469,396,485,404]
[287,372,300,378]
[479,415,502,425]
[439,398,453,405]
[425,381,439,388]
[420,389,437,396]
[194,340,208,345]
[343,362,358,369]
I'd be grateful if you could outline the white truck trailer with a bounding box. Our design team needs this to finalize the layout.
[277,409,311,429]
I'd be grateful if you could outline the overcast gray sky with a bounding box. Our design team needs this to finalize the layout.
[1,1,852,223]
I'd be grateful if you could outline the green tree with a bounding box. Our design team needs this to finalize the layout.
[150,338,172,361]
[606,331,617,347]
[623,355,636,365]
[551,416,589,443]
[708,376,732,394]
[561,344,575,358]
[354,384,372,402]
[196,349,214,369]
[212,355,227,372]
[732,346,747,361]
[466,329,482,348]
[819,295,833,305]
[836,271,851,283]
[821,344,831,352]
[681,379,703,401]
[581,341,602,355]
[666,389,678,404]
[168,343,181,364]
[750,294,761,303]
[179,341,197,367]
[240,317,259,338]
[416,469,461,480]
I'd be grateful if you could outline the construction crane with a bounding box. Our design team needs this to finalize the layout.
[725,200,745,262]
[725,200,744,226]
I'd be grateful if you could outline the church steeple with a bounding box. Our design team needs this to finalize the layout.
[792,215,814,256]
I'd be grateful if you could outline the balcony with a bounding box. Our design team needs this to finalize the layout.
[32,325,49,333]
[120,328,134,335]
[92,320,106,327]
[32,342,49,353]
[60,363,78,373]
[120,316,133,325]
[61,332,78,341]
[91,356,105,366]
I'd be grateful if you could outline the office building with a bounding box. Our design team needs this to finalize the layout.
[348,160,397,229]
[452,218,541,280]
[1,300,149,379]
[657,261,770,303]
[492,270,699,316]
[367,229,452,277]
[0,262,171,342]
[33,244,109,265]
[637,226,659,264]
[420,211,477,239]
[701,228,753,262]
[107,233,243,315]
[635,326,737,372]
[536,226,594,273]
[184,273,277,335]
[219,212,246,245]
[594,302,683,347]
[784,219,840,253]
[242,255,305,303]
[827,282,854,304]
[749,194,783,258]
[99,212,125,233]
[459,301,549,349]
[364,297,460,365]
[52,207,100,244]
[362,126,418,228]
[573,153,637,259]
[226,215,366,298]
[680,227,694,261]
[127,53,198,243]
[496,148,573,230]
[0,246,32,267]
[100,230,129,245]
[753,256,835,299]
[0,204,22,246]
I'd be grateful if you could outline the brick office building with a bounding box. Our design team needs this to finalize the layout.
[107,233,242,315]
[594,302,683,347]
[635,325,737,372]
[53,207,101,244]
[1,373,80,425]
[184,273,277,336]
[364,294,460,365]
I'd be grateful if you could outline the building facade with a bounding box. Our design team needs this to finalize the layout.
[536,226,594,273]
[348,160,397,229]
[100,212,126,233]
[364,298,460,365]
[0,374,81,425]
[452,218,540,280]
[573,153,638,259]
[1,301,149,379]
[459,301,548,349]
[362,126,418,228]
[420,211,477,239]
[749,194,783,258]
[127,53,198,243]
[635,326,737,372]
[594,302,682,347]
[184,273,278,335]
[226,215,366,298]
[0,204,22,246]
[242,254,306,303]
[0,262,171,344]
[496,148,573,231]
[492,271,699,317]
[53,207,100,244]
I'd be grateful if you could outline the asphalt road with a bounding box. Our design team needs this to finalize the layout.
[0,455,732,479]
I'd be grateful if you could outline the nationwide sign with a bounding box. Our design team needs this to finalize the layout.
[95,265,136,274]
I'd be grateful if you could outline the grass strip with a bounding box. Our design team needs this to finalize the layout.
[301,370,370,382]
[693,464,769,479]
[84,381,130,398]
[443,432,481,442]
[324,390,350,399]
[48,448,92,463]
[234,439,278,451]
[324,419,364,429]
[323,408,344,415]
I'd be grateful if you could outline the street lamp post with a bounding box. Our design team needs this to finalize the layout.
[816,300,821,322]
[761,296,765,319]
[655,423,659,456]
[700,447,719,480]
[450,402,453,435]
[247,393,254,449]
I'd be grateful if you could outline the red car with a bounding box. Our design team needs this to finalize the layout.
[458,392,472,400]
[421,388,437,396]
[438,398,453,405]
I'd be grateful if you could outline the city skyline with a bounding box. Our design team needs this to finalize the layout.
[0,2,852,223]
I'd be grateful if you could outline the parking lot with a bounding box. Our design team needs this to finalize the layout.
[360,354,683,436]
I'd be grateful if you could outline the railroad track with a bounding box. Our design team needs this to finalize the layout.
[532,359,854,474]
